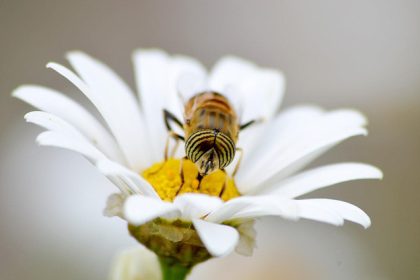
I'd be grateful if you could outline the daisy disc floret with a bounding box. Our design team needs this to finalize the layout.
[14,49,382,278]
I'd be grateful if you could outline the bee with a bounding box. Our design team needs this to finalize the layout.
[164,91,258,176]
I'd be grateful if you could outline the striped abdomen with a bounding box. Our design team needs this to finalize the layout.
[185,129,236,175]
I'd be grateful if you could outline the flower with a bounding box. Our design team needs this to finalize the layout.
[13,50,382,266]
[111,246,161,280]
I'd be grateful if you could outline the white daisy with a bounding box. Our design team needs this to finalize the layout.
[111,246,161,280]
[13,50,382,265]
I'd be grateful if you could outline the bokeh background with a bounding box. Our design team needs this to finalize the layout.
[1,1,419,279]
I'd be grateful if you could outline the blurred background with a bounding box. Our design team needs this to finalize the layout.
[0,1,419,279]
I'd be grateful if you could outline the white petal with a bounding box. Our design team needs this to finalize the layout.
[205,196,255,223]
[206,196,299,223]
[26,111,87,137]
[260,163,383,197]
[66,52,149,170]
[209,56,285,123]
[209,56,256,94]
[238,109,368,193]
[213,196,370,228]
[233,220,257,256]
[25,112,141,195]
[226,122,268,176]
[263,129,368,188]
[110,246,161,280]
[36,130,107,163]
[96,159,159,198]
[26,111,113,163]
[48,53,149,171]
[192,219,239,257]
[296,200,344,226]
[239,69,285,123]
[169,55,208,112]
[13,85,123,162]
[206,195,349,227]
[133,50,170,162]
[297,199,371,228]
[124,195,179,226]
[228,197,300,221]
[104,193,125,218]
[133,49,207,162]
[237,105,324,178]
[173,193,223,220]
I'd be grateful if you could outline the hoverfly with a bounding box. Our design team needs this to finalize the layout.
[163,91,259,177]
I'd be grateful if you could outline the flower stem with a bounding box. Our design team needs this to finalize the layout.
[159,257,192,280]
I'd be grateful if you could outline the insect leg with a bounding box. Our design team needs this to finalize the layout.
[148,133,183,176]
[239,118,264,131]
[163,109,184,134]
[196,173,203,191]
[219,169,227,198]
[175,156,187,196]
[170,138,181,158]
[163,110,185,160]
[164,131,184,160]
[232,147,243,177]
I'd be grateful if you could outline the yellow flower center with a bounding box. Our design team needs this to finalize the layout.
[142,158,240,202]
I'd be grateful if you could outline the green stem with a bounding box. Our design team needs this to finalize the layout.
[159,257,192,280]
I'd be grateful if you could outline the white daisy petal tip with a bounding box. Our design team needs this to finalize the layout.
[35,131,54,145]
[11,85,30,99]
[298,199,372,229]
[211,55,286,87]
[374,167,384,180]
[46,61,73,72]
[24,111,54,125]
[23,111,33,122]
[215,55,257,69]
[356,110,368,125]
[35,133,44,146]
[357,112,368,127]
[361,216,371,229]
[345,210,371,229]
[123,195,179,226]
[192,219,239,257]
[357,127,368,137]
[340,202,372,229]
[65,50,91,62]
[331,109,368,127]
[363,164,383,180]
[45,62,57,69]
[132,48,168,58]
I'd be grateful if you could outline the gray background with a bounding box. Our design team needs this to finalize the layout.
[0,1,419,279]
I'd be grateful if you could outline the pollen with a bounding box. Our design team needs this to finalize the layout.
[142,158,240,202]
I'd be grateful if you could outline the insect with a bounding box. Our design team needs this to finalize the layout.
[164,91,259,177]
